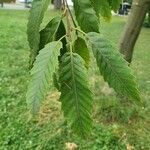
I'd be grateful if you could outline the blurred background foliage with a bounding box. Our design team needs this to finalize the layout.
[0,9,150,149]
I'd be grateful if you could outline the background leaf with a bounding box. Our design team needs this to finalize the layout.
[27,0,51,67]
[91,0,112,21]
[107,0,121,12]
[73,37,90,68]
[73,0,99,33]
[39,16,61,50]
[55,20,68,59]
[26,41,62,113]
[59,52,93,137]
[87,32,140,101]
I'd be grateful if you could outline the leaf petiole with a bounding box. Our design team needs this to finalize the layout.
[73,28,87,36]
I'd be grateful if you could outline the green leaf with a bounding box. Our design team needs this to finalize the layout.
[27,0,51,67]
[107,0,121,12]
[59,52,93,137]
[73,37,90,68]
[87,32,140,101]
[91,0,112,21]
[55,20,68,58]
[26,41,62,113]
[39,16,61,50]
[53,72,60,91]
[73,0,99,33]
[90,0,100,16]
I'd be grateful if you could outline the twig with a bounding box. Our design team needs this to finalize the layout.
[65,0,78,36]
[73,27,87,36]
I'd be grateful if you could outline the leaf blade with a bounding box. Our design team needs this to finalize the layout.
[27,0,51,66]
[39,16,61,50]
[107,0,121,12]
[55,20,68,58]
[73,37,90,68]
[59,52,93,137]
[26,41,62,113]
[87,32,140,101]
[73,0,99,33]
[91,0,112,21]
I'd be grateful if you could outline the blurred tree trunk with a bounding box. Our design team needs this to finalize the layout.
[148,9,150,25]
[0,2,3,7]
[119,0,150,63]
[54,0,62,9]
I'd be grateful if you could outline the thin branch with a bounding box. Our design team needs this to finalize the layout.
[64,0,72,41]
[73,27,87,36]
[64,0,78,36]
[58,34,67,42]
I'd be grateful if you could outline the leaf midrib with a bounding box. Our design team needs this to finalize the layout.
[70,53,84,135]
[93,42,136,99]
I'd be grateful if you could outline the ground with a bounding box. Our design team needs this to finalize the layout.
[0,9,150,149]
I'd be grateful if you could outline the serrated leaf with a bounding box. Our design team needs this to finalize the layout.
[86,32,140,101]
[73,0,99,33]
[73,37,90,68]
[26,41,62,113]
[59,52,93,137]
[91,0,112,21]
[27,0,51,67]
[39,16,61,50]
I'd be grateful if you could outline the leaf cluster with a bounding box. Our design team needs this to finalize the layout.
[26,0,140,137]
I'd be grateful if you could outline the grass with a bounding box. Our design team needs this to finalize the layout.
[0,9,150,149]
